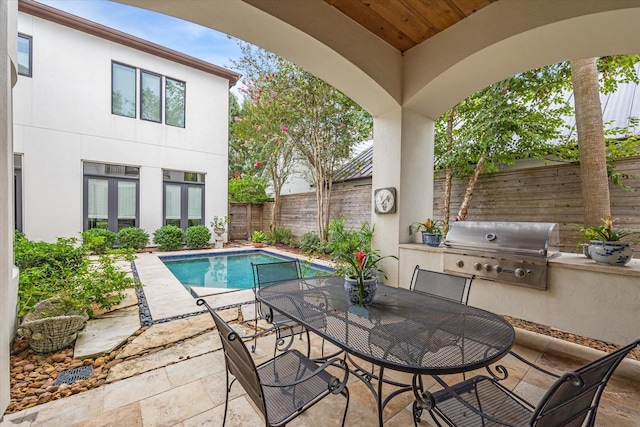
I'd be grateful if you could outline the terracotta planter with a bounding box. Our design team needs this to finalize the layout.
[344,276,377,306]
[588,241,634,266]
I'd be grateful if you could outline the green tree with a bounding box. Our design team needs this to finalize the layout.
[435,64,573,223]
[231,43,372,237]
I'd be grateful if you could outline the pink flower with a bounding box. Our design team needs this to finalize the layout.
[255,125,261,131]
[281,126,288,132]
[255,161,261,167]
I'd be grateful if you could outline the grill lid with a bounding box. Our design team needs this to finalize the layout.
[444,221,560,257]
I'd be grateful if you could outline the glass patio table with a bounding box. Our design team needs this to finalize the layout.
[256,276,515,426]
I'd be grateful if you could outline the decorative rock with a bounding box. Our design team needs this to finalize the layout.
[93,357,105,367]
[22,364,35,372]
[51,353,67,363]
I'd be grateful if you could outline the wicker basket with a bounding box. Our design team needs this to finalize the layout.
[18,298,89,353]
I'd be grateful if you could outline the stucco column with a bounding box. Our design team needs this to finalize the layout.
[372,107,435,287]
[1,0,18,414]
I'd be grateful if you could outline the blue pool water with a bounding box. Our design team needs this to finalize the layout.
[161,250,333,290]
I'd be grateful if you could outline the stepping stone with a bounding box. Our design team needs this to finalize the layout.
[117,313,215,359]
[106,331,222,382]
[74,306,141,359]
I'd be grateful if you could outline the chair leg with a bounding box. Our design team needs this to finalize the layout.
[340,387,350,427]
[305,329,311,358]
[223,369,230,427]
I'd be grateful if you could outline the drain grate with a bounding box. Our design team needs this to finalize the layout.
[55,365,93,385]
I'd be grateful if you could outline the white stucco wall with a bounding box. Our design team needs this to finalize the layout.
[13,12,230,242]
[1,0,18,415]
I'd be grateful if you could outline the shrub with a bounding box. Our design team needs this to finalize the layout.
[266,225,296,246]
[81,228,117,254]
[251,230,267,243]
[15,235,85,271]
[15,234,136,318]
[153,225,185,251]
[118,227,150,250]
[299,230,325,254]
[185,225,211,249]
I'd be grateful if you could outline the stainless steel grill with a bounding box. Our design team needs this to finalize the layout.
[443,221,560,290]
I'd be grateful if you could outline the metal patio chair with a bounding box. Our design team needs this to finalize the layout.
[425,338,640,427]
[251,260,311,356]
[197,298,350,427]
[410,266,474,304]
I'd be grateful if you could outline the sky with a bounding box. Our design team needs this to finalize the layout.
[36,0,244,72]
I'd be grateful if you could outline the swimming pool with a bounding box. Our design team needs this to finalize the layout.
[161,250,333,290]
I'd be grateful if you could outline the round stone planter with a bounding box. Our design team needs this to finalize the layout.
[344,276,377,306]
[588,241,634,266]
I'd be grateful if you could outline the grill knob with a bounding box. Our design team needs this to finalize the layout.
[474,263,482,271]
[483,264,492,272]
[455,259,464,268]
[514,268,525,278]
[493,265,502,273]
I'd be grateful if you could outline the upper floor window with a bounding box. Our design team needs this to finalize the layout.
[141,70,162,122]
[111,62,186,127]
[165,77,186,128]
[112,62,136,118]
[18,34,32,77]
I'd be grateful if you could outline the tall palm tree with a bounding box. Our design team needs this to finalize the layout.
[571,58,611,226]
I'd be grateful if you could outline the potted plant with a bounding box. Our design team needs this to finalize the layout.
[326,218,397,306]
[410,218,446,247]
[251,230,267,247]
[584,216,637,266]
[210,216,228,237]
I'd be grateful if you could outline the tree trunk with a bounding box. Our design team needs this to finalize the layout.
[457,153,485,221]
[443,107,456,232]
[571,58,610,226]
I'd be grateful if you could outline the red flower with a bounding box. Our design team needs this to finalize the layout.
[281,126,288,132]
[357,250,366,269]
[255,161,261,167]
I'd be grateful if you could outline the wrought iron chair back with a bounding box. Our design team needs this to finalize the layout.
[410,266,474,305]
[531,338,639,426]
[197,298,350,427]
[427,338,640,427]
[251,260,310,356]
[252,260,301,320]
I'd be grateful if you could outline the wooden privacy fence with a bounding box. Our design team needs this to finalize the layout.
[228,156,640,252]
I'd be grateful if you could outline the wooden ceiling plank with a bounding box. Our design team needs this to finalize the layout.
[364,0,438,45]
[451,0,495,17]
[405,0,463,33]
[324,0,415,51]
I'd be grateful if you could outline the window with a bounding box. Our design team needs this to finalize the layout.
[112,62,136,118]
[14,155,23,232]
[141,70,162,122]
[111,63,187,127]
[18,34,32,77]
[84,162,140,232]
[163,170,205,229]
[165,77,186,127]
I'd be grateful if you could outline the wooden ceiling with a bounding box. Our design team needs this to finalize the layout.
[324,0,497,52]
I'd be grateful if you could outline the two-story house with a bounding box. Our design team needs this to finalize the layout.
[14,0,239,242]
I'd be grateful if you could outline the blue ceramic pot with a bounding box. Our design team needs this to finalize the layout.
[422,232,442,247]
[588,241,634,266]
[344,276,377,306]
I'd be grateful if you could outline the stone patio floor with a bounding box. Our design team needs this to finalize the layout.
[1,249,639,426]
